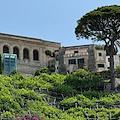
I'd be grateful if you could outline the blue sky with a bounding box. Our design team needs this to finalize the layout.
[0,0,120,47]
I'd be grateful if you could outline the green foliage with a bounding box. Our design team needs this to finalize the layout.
[45,50,52,56]
[1,70,120,119]
[52,85,76,96]
[115,66,120,77]
[95,44,104,50]
[75,5,120,90]
[49,65,55,72]
[34,67,50,76]
[83,90,100,99]
[59,94,94,109]
[1,111,15,118]
[65,69,103,90]
[48,73,66,85]
[0,54,2,74]
[75,5,120,41]
[104,44,118,56]
[99,70,110,80]
[10,70,21,76]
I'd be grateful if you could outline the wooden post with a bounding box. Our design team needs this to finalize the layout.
[96,103,98,109]
[53,98,56,105]
[109,112,111,119]
[75,103,77,108]
[63,107,65,112]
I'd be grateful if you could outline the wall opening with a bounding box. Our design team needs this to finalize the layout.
[68,59,76,64]
[13,47,19,59]
[33,50,39,60]
[23,48,29,59]
[3,45,9,53]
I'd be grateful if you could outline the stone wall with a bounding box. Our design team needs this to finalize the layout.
[58,47,67,75]
[64,44,95,73]
[87,44,96,71]
[0,33,60,75]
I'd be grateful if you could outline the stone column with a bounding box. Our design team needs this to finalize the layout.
[29,48,33,62]
[39,47,43,63]
[9,45,13,54]
[19,46,23,60]
[43,47,46,63]
[0,44,2,55]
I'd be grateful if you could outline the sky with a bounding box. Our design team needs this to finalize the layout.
[0,0,120,47]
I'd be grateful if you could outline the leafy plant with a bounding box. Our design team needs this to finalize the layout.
[45,50,51,56]
[10,70,21,76]
[34,67,50,76]
[75,5,120,90]
[115,66,120,77]
[65,69,103,91]
[0,54,2,74]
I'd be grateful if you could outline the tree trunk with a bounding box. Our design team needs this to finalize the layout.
[110,41,115,90]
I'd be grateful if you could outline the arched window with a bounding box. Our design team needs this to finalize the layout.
[3,45,9,53]
[23,48,29,59]
[13,47,19,58]
[33,50,39,60]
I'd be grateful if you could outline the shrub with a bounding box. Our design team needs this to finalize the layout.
[65,69,103,91]
[0,54,2,74]
[10,70,20,76]
[52,85,76,96]
[15,114,44,120]
[1,111,15,119]
[34,67,50,76]
[83,90,100,99]
[45,50,51,56]
[99,70,110,80]
[115,66,120,77]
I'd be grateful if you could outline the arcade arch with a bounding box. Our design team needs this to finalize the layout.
[3,45,9,53]
[23,48,29,59]
[33,49,39,60]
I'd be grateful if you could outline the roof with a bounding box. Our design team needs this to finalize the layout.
[64,44,95,50]
[0,33,61,45]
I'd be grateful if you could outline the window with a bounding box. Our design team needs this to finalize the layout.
[98,53,102,56]
[77,58,84,64]
[23,48,29,59]
[74,51,78,53]
[55,55,59,61]
[3,45,9,53]
[98,64,104,68]
[68,59,76,64]
[108,58,110,62]
[13,47,19,58]
[33,50,39,60]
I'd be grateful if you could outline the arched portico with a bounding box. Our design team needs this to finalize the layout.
[33,49,39,60]
[23,48,29,59]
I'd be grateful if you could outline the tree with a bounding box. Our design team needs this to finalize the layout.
[95,44,104,50]
[0,54,2,74]
[34,67,50,76]
[75,5,120,90]
[115,66,120,77]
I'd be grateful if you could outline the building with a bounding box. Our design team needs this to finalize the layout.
[95,48,119,72]
[0,33,60,75]
[0,33,119,75]
[63,44,96,73]
[62,44,119,73]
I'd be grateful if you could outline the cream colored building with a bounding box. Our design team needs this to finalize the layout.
[95,49,119,72]
[0,33,60,75]
[63,44,120,73]
[63,44,96,73]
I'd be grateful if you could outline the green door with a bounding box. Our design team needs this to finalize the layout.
[3,54,17,75]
